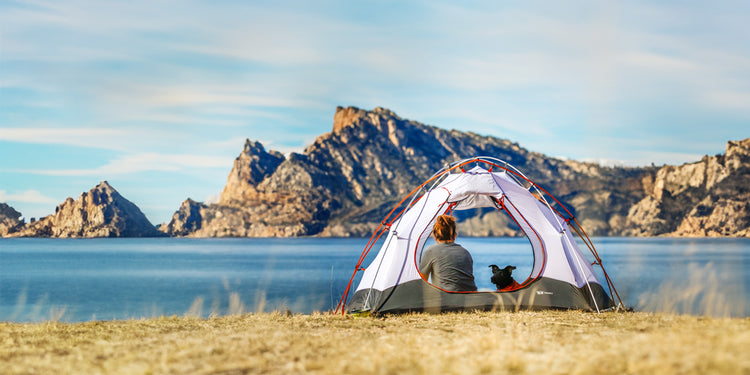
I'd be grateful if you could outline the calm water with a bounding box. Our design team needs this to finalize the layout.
[1,237,748,322]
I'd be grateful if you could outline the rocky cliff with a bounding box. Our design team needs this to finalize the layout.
[0,202,23,236]
[5,181,163,238]
[160,140,333,237]
[624,139,750,237]
[163,106,720,238]
[6,107,744,239]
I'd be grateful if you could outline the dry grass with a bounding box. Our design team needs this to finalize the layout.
[1,310,749,375]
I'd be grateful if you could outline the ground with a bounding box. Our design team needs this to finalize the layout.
[1,310,749,374]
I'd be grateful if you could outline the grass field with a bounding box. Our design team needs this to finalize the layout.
[1,310,749,375]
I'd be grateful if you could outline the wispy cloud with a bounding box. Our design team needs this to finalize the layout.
[22,152,230,177]
[703,90,750,112]
[2,0,750,223]
[137,85,322,111]
[0,125,199,155]
[0,189,57,204]
[0,128,128,149]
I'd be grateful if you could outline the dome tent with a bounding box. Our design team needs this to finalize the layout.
[337,157,624,315]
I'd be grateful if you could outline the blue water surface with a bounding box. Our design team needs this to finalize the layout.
[0,237,748,321]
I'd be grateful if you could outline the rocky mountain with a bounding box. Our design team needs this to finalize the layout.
[0,202,23,236]
[162,105,746,238]
[624,138,750,237]
[5,107,746,238]
[4,181,163,238]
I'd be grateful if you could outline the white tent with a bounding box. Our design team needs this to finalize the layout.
[338,157,623,314]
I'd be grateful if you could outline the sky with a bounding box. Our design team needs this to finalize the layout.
[1,0,749,224]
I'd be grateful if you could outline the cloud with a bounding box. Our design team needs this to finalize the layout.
[0,0,336,67]
[0,190,57,204]
[0,128,129,149]
[0,125,197,155]
[137,85,322,111]
[703,90,750,112]
[2,0,750,172]
[22,152,231,177]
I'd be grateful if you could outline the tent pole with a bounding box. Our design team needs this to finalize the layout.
[566,230,601,313]
[362,226,399,311]
[534,183,602,312]
[569,221,625,310]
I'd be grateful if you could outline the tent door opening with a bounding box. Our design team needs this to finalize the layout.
[418,197,535,293]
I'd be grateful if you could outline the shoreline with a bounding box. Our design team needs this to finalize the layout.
[2,310,748,374]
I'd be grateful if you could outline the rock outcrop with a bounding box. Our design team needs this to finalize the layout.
[624,138,750,237]
[159,198,207,237]
[8,107,744,238]
[220,140,285,204]
[0,202,23,236]
[161,106,676,237]
[161,141,335,237]
[6,181,163,238]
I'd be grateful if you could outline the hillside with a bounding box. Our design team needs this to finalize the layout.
[624,138,750,236]
[0,203,23,236]
[3,106,747,238]
[4,181,162,238]
[160,106,749,238]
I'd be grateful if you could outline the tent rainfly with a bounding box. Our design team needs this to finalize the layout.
[336,157,624,315]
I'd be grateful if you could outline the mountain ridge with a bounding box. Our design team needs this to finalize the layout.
[159,106,748,238]
[2,181,163,238]
[2,106,748,238]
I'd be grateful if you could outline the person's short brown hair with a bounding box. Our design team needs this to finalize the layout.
[433,214,456,242]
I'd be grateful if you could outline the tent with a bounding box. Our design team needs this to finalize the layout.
[336,157,624,314]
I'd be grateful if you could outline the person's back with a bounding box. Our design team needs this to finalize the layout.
[419,214,477,292]
[420,242,477,291]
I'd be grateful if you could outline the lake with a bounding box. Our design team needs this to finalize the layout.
[1,237,748,322]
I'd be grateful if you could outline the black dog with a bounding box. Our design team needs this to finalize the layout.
[489,265,516,290]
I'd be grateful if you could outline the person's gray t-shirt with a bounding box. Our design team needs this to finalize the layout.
[419,242,477,292]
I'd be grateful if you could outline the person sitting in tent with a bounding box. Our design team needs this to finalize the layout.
[419,215,477,292]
